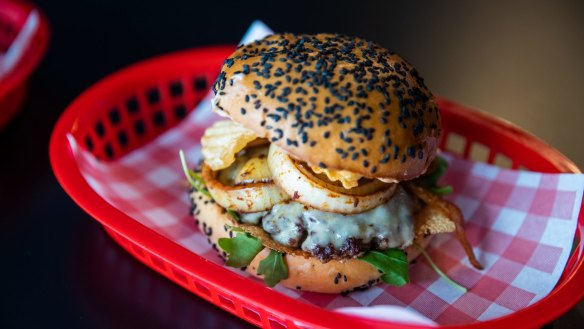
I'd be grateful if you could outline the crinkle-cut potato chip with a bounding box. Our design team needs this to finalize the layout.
[202,120,259,170]
[311,166,363,189]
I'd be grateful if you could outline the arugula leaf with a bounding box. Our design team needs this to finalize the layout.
[430,185,453,196]
[218,233,263,268]
[360,249,409,286]
[257,250,288,287]
[414,243,467,293]
[226,209,241,220]
[179,150,212,198]
[415,156,453,196]
[224,224,244,232]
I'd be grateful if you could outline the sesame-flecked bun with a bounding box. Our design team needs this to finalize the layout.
[191,190,431,294]
[212,33,441,181]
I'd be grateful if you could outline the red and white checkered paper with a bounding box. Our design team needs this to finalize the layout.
[67,90,584,325]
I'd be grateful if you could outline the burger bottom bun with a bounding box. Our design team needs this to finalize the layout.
[190,191,432,294]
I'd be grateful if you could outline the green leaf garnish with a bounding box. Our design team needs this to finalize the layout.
[430,185,453,196]
[360,249,409,286]
[218,232,263,268]
[414,242,467,293]
[224,224,244,232]
[226,208,241,221]
[257,250,288,287]
[179,150,212,198]
[415,156,453,196]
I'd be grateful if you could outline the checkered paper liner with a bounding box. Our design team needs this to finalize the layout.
[67,89,584,325]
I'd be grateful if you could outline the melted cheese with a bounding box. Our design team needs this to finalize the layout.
[242,186,415,253]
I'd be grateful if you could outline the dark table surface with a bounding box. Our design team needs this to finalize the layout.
[1,1,583,328]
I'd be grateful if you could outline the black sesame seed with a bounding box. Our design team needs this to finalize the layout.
[407,146,416,158]
[381,154,390,164]
[363,160,369,168]
[267,113,281,122]
[240,108,246,115]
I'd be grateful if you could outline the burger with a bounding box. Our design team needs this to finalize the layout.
[182,33,482,294]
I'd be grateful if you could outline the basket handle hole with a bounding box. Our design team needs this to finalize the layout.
[242,306,261,324]
[269,318,287,329]
[469,142,490,163]
[193,76,207,91]
[174,104,187,119]
[152,110,166,127]
[194,281,211,298]
[218,295,235,311]
[146,87,161,105]
[169,80,184,97]
[126,96,140,114]
[445,132,466,155]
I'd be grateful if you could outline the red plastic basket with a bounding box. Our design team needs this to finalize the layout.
[50,46,584,329]
[0,0,49,129]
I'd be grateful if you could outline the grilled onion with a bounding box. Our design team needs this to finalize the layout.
[267,144,397,214]
[201,146,290,213]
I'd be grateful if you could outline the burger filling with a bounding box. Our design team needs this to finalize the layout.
[201,126,419,262]
[241,187,416,262]
[185,119,482,288]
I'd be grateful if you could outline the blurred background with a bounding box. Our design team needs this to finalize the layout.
[0,0,582,328]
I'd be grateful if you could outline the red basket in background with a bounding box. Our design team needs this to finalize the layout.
[50,46,584,329]
[0,0,49,130]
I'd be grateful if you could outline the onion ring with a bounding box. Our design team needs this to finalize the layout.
[201,163,290,213]
[267,144,397,214]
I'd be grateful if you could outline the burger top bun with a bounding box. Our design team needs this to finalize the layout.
[212,33,441,181]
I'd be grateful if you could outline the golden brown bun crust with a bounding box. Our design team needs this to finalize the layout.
[212,33,441,181]
[190,190,433,294]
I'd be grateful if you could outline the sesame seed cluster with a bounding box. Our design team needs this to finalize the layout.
[212,33,441,180]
